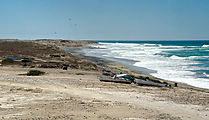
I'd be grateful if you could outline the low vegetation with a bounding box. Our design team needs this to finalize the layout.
[76,73,85,75]
[61,40,68,42]
[27,70,45,76]
[1,58,14,64]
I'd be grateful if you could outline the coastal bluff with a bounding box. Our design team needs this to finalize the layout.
[0,39,98,70]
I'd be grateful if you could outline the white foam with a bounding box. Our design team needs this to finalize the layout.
[203,72,209,77]
[143,43,161,46]
[187,56,209,60]
[160,45,184,48]
[169,55,209,60]
[170,55,185,60]
[98,42,113,45]
[134,60,209,89]
[202,44,209,47]
[87,42,209,89]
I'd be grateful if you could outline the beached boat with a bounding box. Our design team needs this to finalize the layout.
[135,79,171,88]
[99,77,132,84]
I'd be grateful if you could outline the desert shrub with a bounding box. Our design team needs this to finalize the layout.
[61,40,68,42]
[27,70,45,76]
[2,58,14,64]
[76,73,85,75]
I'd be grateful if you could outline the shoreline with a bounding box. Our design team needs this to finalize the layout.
[84,48,157,74]
[93,41,209,90]
[65,46,209,93]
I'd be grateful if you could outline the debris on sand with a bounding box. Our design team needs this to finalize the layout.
[100,71,172,88]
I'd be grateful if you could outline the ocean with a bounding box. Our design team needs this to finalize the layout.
[84,40,209,89]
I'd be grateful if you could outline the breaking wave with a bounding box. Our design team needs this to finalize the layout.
[202,44,209,47]
[86,41,209,89]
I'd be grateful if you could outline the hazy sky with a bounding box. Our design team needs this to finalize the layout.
[0,0,209,40]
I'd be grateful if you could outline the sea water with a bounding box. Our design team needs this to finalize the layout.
[84,40,209,89]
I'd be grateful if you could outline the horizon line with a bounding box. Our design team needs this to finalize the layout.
[1,38,209,41]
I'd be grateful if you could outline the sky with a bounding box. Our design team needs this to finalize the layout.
[0,0,209,40]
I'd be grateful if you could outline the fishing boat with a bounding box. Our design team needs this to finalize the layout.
[99,77,132,84]
[135,79,171,88]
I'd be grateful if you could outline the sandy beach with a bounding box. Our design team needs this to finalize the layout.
[0,40,209,120]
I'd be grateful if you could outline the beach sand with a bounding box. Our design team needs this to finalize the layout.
[0,40,209,120]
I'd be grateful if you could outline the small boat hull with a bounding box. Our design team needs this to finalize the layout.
[135,79,170,87]
[99,77,132,84]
